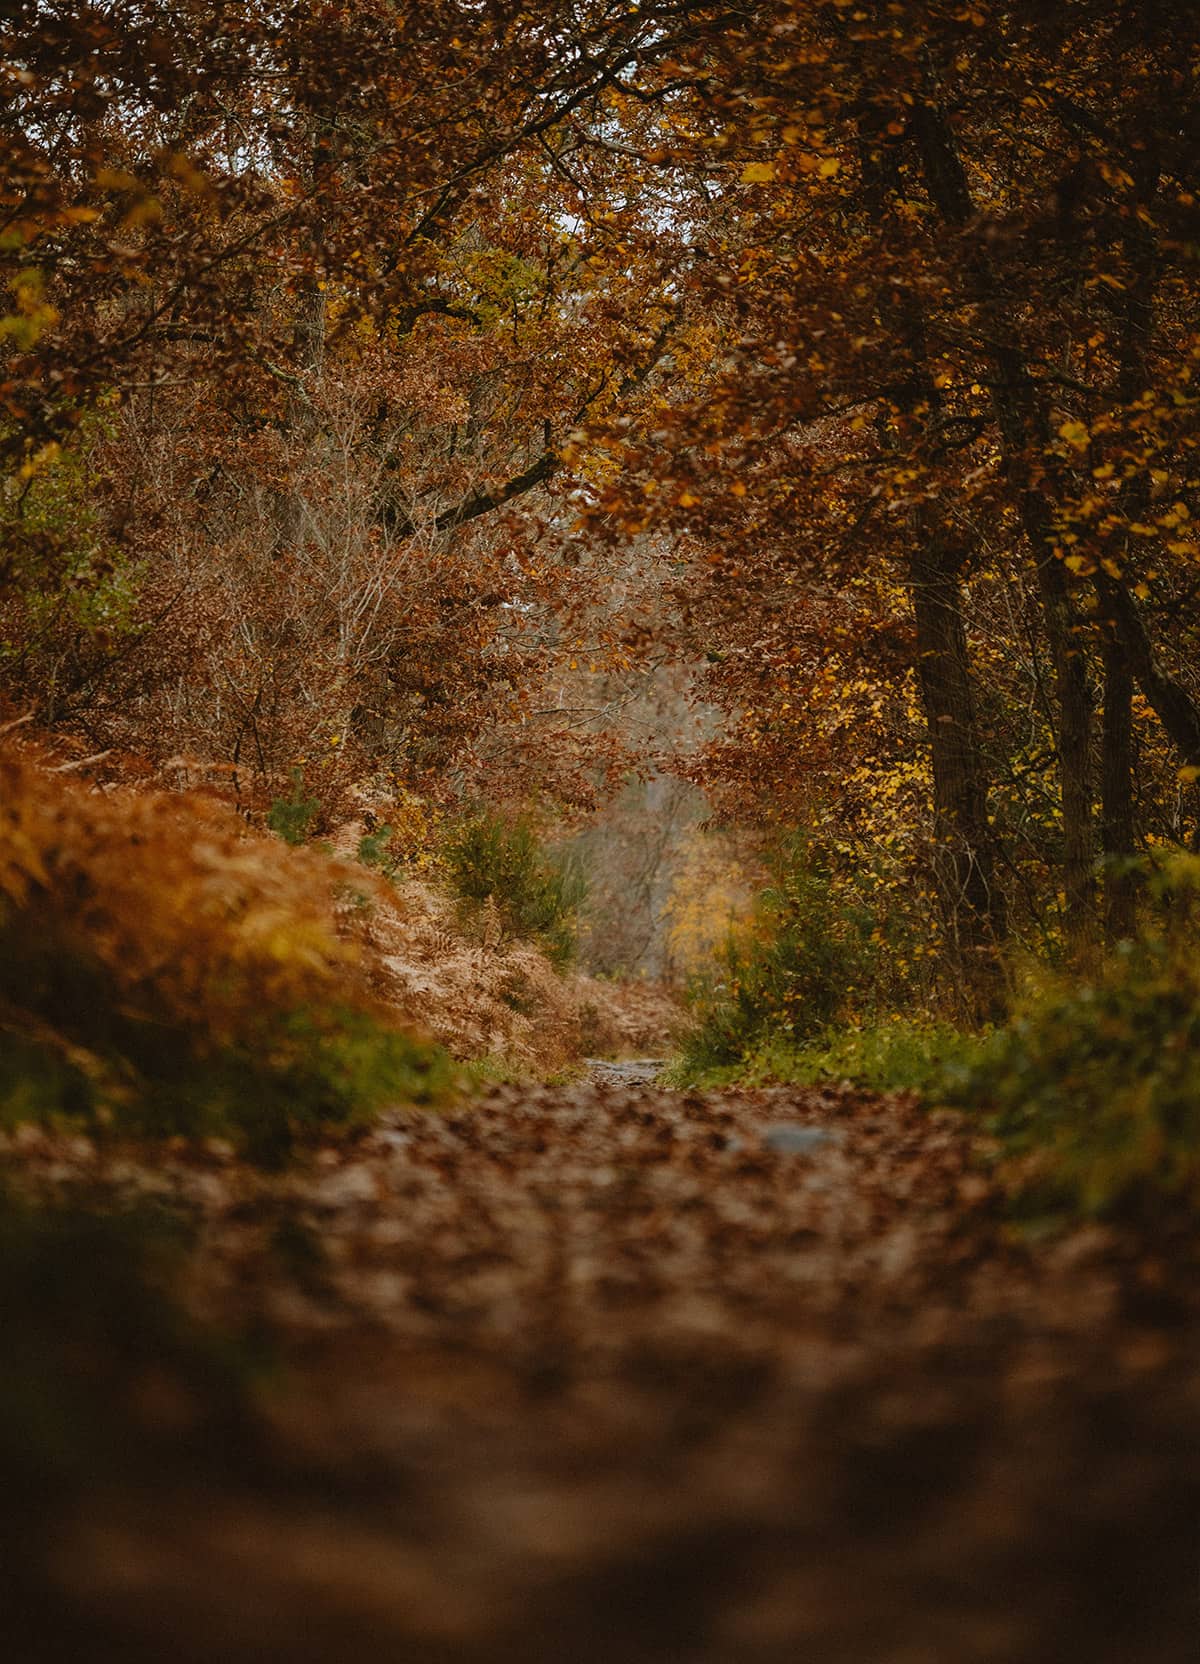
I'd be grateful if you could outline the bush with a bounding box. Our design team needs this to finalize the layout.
[0,752,452,1161]
[678,833,898,1075]
[0,411,141,721]
[443,811,585,967]
[267,766,320,845]
[944,916,1200,1217]
[670,1019,984,1093]
[356,820,398,875]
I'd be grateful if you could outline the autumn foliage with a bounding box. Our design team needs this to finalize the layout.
[6,0,1200,1039]
[0,745,451,1159]
[5,14,1200,1659]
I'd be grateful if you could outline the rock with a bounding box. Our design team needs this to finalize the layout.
[586,1058,666,1088]
[762,1123,840,1155]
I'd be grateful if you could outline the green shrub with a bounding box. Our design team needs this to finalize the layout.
[0,922,453,1166]
[944,927,1200,1218]
[670,1018,984,1093]
[356,821,397,875]
[0,411,141,715]
[678,833,901,1075]
[443,811,586,967]
[267,766,320,845]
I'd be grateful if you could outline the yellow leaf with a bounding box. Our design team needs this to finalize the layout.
[1059,419,1090,449]
[741,162,776,183]
[1179,766,1200,784]
[678,491,699,507]
[729,481,747,497]
[818,157,840,178]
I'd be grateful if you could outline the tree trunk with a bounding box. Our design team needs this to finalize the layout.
[910,91,1099,957]
[1028,494,1098,956]
[1090,202,1200,795]
[1101,634,1137,942]
[1094,570,1200,768]
[992,387,1097,956]
[858,95,1006,1002]
[909,539,1006,1009]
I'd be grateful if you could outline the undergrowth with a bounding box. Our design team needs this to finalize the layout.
[944,916,1200,1219]
[443,810,585,967]
[266,766,320,845]
[0,752,452,1162]
[667,1019,984,1095]
[675,840,1200,1222]
[677,832,921,1077]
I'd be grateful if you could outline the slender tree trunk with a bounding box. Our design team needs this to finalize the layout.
[988,343,1097,958]
[1094,224,1153,942]
[1101,634,1137,942]
[857,97,1006,1001]
[1089,192,1200,854]
[910,539,1006,1009]
[911,91,1099,958]
[1023,485,1098,956]
[1094,570,1200,766]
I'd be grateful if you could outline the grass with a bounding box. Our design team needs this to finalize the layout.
[666,1017,986,1095]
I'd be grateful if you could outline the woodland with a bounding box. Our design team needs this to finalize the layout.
[3,3,1200,1659]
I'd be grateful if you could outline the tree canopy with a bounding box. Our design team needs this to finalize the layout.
[4,0,1200,999]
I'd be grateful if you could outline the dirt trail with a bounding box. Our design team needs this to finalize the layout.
[6,1077,1199,1662]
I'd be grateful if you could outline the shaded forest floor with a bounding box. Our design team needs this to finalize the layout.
[5,1073,1199,1663]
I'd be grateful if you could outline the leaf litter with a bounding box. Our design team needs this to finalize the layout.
[2,1075,1198,1663]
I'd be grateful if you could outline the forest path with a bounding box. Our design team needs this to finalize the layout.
[11,1077,1200,1663]
[583,1055,668,1088]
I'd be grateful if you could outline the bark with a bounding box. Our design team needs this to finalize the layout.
[1093,229,1151,942]
[1020,478,1098,955]
[982,340,1098,954]
[911,94,1098,954]
[1091,201,1191,865]
[1094,570,1200,767]
[910,538,1007,1006]
[857,98,1007,998]
[1101,635,1137,942]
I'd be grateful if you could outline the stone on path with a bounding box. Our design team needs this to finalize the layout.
[762,1122,841,1155]
[585,1057,666,1089]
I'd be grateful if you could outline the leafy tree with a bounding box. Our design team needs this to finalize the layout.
[579,0,1200,1000]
